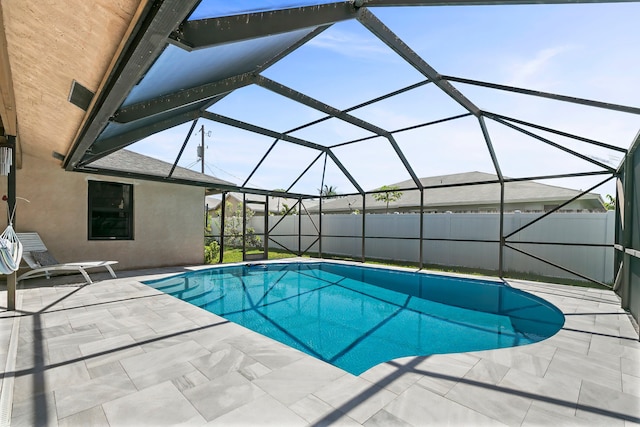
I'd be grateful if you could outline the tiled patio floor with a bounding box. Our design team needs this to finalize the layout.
[0,262,638,426]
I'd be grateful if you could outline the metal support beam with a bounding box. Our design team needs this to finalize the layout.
[319,196,323,258]
[298,198,303,255]
[505,243,611,288]
[202,111,327,151]
[287,152,325,193]
[478,115,504,181]
[292,80,432,151]
[446,75,640,116]
[388,135,423,189]
[169,119,198,178]
[499,183,505,278]
[7,136,16,227]
[319,154,328,258]
[114,73,256,124]
[485,112,628,154]
[320,153,328,197]
[419,188,424,269]
[362,195,366,263]
[7,273,15,311]
[258,76,418,189]
[201,111,364,193]
[277,80,435,151]
[616,131,639,173]
[220,192,226,263]
[365,0,638,5]
[301,237,320,257]
[326,150,364,194]
[505,175,613,240]
[242,139,280,187]
[255,75,389,135]
[79,109,200,167]
[7,135,16,311]
[257,76,423,189]
[269,202,301,234]
[257,25,333,72]
[300,201,320,235]
[620,140,635,307]
[358,8,480,116]
[242,193,247,260]
[478,115,506,277]
[488,114,616,172]
[345,80,431,112]
[256,76,400,193]
[392,113,473,135]
[76,164,313,199]
[170,2,358,50]
[331,113,472,149]
[503,171,611,183]
[264,196,270,259]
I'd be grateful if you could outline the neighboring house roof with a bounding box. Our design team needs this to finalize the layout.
[204,171,605,215]
[311,171,605,213]
[206,193,306,214]
[90,150,234,187]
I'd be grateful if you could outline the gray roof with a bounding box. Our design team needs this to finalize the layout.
[90,150,234,187]
[311,171,604,213]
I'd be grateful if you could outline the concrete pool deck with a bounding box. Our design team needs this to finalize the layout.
[1,261,638,426]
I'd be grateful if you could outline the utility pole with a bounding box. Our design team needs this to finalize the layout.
[199,125,205,174]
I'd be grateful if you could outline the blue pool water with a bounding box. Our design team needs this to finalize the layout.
[144,262,564,375]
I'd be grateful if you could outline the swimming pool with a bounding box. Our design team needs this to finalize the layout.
[144,261,564,375]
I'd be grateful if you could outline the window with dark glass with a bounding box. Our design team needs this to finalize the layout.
[88,181,133,240]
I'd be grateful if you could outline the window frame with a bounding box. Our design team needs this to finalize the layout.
[87,180,134,240]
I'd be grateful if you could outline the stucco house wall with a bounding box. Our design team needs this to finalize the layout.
[1,153,205,271]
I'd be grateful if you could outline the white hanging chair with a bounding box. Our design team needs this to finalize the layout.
[0,224,22,274]
[0,197,25,275]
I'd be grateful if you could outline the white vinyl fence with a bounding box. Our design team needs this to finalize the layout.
[224,211,614,283]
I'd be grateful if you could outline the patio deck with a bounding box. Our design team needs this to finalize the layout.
[0,262,638,426]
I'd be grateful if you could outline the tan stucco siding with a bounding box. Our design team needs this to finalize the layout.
[1,154,204,270]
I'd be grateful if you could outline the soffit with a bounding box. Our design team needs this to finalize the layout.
[1,0,142,164]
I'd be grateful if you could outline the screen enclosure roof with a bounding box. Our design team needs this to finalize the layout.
[65,0,640,199]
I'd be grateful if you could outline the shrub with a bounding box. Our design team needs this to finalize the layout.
[204,240,220,264]
[214,202,262,249]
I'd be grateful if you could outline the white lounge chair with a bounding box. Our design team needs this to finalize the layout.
[16,232,118,284]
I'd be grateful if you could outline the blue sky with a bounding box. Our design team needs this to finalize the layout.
[130,1,640,198]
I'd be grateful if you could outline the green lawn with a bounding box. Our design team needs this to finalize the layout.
[214,248,297,264]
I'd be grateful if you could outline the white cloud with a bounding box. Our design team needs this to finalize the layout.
[506,45,575,88]
[307,29,394,60]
